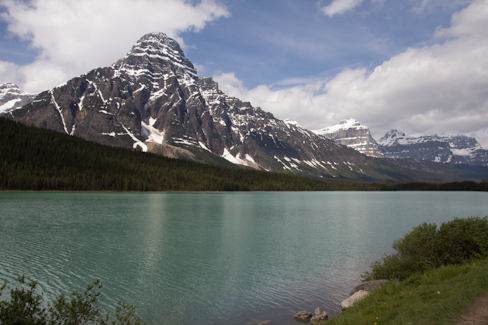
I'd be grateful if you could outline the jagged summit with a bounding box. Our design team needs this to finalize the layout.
[1,82,29,97]
[314,117,367,135]
[115,33,197,75]
[313,118,383,158]
[112,32,198,92]
[1,82,20,91]
[0,82,36,115]
[378,130,488,166]
[377,129,408,146]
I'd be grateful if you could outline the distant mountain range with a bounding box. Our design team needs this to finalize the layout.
[310,118,488,167]
[1,33,487,182]
[377,130,488,166]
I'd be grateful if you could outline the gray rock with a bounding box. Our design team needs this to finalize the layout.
[310,307,328,324]
[293,311,312,323]
[349,279,390,296]
[340,290,369,311]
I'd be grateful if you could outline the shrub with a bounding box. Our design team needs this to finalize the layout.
[0,276,47,325]
[363,217,488,281]
[437,217,488,264]
[392,222,442,269]
[0,276,146,325]
[363,253,420,281]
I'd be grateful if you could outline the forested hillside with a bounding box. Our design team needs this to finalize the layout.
[2,118,487,192]
[0,118,340,191]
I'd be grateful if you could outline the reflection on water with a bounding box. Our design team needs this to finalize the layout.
[1,192,487,324]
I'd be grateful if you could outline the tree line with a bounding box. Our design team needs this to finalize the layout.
[1,117,487,192]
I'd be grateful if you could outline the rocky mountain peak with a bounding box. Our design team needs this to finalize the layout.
[1,82,19,91]
[377,129,407,146]
[338,117,364,129]
[0,82,36,115]
[312,118,383,158]
[1,82,27,96]
[112,32,198,88]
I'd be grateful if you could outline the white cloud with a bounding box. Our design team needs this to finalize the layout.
[0,60,19,85]
[320,0,364,17]
[319,0,387,17]
[0,0,229,93]
[217,0,488,147]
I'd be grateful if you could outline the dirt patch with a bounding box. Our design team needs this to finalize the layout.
[456,295,488,325]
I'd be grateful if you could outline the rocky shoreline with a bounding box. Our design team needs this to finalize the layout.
[293,280,390,324]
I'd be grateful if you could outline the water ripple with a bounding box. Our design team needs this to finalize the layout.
[2,192,488,324]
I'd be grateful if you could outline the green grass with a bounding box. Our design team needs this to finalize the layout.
[327,258,488,325]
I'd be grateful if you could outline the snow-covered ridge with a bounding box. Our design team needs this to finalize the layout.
[312,118,383,158]
[378,129,483,152]
[284,119,302,128]
[113,32,197,79]
[313,117,367,135]
[0,82,36,115]
[378,129,488,165]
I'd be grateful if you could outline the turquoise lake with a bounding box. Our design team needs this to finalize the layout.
[1,191,487,324]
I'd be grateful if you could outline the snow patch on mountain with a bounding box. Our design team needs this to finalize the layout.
[0,82,36,115]
[314,117,367,134]
[312,118,383,158]
[378,129,488,166]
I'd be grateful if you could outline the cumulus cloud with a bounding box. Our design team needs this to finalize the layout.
[0,60,18,84]
[319,0,389,17]
[320,0,364,17]
[217,0,488,147]
[0,0,229,93]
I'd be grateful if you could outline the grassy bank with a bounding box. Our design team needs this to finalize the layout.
[327,258,488,324]
[327,217,488,325]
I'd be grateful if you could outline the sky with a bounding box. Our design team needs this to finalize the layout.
[1,0,488,146]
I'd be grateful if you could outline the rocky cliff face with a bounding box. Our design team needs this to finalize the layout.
[378,130,488,166]
[10,33,391,180]
[313,118,383,158]
[0,83,36,115]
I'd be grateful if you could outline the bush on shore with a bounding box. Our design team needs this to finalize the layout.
[362,216,488,281]
[0,276,145,325]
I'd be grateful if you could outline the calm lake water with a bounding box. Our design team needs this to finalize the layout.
[1,191,487,324]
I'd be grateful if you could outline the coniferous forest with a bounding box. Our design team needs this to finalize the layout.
[1,117,487,192]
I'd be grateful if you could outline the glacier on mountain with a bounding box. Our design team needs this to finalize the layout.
[313,118,383,158]
[0,83,36,115]
[378,129,488,166]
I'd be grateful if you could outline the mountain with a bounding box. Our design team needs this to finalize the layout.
[312,118,383,158]
[378,130,488,166]
[6,33,368,179]
[4,32,480,183]
[0,83,36,115]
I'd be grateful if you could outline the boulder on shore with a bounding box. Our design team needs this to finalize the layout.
[310,307,328,324]
[349,279,390,296]
[293,310,312,323]
[340,290,369,311]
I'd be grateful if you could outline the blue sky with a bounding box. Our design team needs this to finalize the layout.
[182,1,462,88]
[1,0,488,146]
